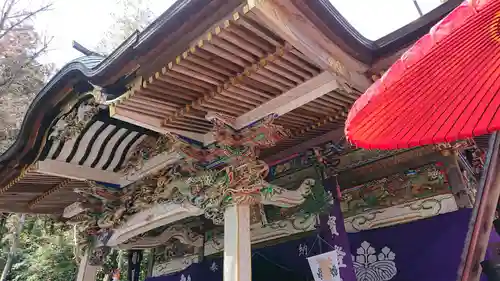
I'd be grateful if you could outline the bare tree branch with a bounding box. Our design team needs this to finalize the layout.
[0,2,52,41]
[0,35,52,89]
[0,0,53,152]
[0,0,16,33]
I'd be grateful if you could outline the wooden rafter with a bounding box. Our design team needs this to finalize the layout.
[245,0,371,91]
[28,178,73,209]
[0,165,34,195]
[161,43,293,127]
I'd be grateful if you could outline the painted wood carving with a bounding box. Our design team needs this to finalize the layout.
[340,163,450,218]
[49,95,100,142]
[344,193,458,232]
[70,113,316,255]
[119,224,203,250]
[267,144,423,181]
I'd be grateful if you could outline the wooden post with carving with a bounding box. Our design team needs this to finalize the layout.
[76,251,100,281]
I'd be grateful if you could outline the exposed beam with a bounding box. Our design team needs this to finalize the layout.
[263,127,345,164]
[28,178,73,209]
[35,159,130,186]
[245,0,371,91]
[107,202,203,247]
[110,106,207,143]
[111,73,341,147]
[234,71,338,129]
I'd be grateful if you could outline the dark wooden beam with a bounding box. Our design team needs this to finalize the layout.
[263,127,344,164]
[459,132,500,281]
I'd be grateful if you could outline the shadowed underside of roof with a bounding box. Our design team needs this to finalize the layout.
[0,171,88,214]
[0,0,464,215]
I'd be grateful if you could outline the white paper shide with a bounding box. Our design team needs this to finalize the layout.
[307,250,341,281]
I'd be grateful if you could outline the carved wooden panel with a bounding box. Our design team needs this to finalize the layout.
[340,163,450,218]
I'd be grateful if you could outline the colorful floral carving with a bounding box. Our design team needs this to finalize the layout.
[340,164,450,218]
[122,133,182,174]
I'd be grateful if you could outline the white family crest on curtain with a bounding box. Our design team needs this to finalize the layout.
[180,274,191,281]
[352,241,397,281]
[307,250,342,281]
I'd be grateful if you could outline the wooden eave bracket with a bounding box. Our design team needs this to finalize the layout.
[234,71,339,129]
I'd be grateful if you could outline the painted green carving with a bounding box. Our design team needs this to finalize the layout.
[340,163,450,218]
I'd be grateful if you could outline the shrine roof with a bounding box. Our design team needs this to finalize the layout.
[303,0,462,64]
[0,0,461,214]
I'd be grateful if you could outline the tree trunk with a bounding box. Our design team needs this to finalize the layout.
[0,213,7,245]
[146,248,155,278]
[1,214,25,281]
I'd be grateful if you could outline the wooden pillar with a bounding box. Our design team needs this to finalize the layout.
[441,153,473,208]
[459,132,500,281]
[76,251,99,281]
[223,203,252,281]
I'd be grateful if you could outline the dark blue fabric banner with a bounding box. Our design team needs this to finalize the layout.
[128,250,143,281]
[147,209,471,281]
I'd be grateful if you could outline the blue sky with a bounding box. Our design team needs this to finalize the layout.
[34,0,443,69]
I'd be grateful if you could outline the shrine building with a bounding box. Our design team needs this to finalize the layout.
[0,1,491,281]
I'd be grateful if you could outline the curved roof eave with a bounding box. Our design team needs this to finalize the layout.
[0,56,105,169]
[0,0,462,179]
[294,0,463,64]
[0,0,211,171]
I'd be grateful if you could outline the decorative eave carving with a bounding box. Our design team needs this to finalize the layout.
[106,202,203,247]
[121,133,182,175]
[153,255,199,277]
[70,113,325,248]
[153,113,315,225]
[340,163,450,218]
[63,202,87,218]
[344,193,458,232]
[434,140,470,156]
[119,224,203,250]
[49,96,100,142]
[204,214,317,256]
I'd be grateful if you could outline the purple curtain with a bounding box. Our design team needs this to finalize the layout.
[319,177,357,281]
[147,209,471,281]
[347,208,471,281]
[480,227,500,281]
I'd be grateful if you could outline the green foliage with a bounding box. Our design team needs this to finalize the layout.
[1,215,77,281]
[298,181,332,217]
